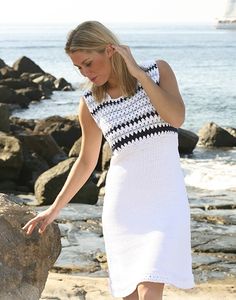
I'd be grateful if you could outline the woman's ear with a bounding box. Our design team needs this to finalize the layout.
[106,44,115,58]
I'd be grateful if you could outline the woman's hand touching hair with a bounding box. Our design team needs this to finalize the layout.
[111,44,145,79]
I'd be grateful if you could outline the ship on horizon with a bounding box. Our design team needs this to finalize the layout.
[216,0,236,29]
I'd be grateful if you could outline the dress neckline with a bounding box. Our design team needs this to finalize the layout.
[106,93,125,102]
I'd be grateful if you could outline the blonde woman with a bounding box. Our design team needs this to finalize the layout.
[23,21,195,300]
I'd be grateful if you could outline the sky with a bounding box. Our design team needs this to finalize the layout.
[0,0,228,24]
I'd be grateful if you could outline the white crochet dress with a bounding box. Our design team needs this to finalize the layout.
[83,60,195,298]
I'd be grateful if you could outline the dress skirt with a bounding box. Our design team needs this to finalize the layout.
[101,132,195,298]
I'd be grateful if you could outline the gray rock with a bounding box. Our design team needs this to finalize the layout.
[0,193,61,300]
[177,127,199,154]
[34,158,99,205]
[0,132,23,180]
[198,122,236,147]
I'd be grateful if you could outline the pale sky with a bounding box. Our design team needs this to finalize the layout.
[0,0,227,24]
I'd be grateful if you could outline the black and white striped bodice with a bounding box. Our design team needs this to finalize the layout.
[83,60,178,154]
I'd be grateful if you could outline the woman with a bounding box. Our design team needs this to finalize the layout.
[23,21,195,300]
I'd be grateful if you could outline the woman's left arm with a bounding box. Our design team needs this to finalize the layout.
[111,45,185,128]
[136,60,185,128]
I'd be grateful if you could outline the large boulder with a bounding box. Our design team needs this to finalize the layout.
[35,157,99,205]
[13,56,45,75]
[198,122,236,147]
[0,132,23,180]
[177,128,199,154]
[0,193,61,300]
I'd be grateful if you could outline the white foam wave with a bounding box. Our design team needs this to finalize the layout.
[181,157,236,191]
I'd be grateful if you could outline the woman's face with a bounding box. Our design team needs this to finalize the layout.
[69,47,113,86]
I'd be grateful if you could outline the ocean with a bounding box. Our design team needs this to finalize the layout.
[0,22,235,197]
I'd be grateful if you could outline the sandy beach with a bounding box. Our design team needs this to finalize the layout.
[40,272,236,300]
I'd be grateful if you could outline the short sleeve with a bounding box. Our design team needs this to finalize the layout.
[139,60,160,85]
[82,89,102,129]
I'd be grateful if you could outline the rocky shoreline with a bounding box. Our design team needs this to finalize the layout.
[1,56,236,299]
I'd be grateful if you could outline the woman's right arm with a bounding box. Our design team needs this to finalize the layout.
[22,97,103,235]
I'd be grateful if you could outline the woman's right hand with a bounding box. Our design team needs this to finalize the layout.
[22,205,60,235]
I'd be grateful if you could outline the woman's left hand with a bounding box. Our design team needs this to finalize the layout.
[111,45,144,79]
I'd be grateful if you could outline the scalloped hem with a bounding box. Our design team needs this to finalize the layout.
[107,274,196,298]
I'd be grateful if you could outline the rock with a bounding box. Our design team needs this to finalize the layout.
[0,193,61,300]
[13,56,45,75]
[191,208,236,225]
[0,132,23,180]
[0,66,20,79]
[34,157,99,205]
[0,85,31,108]
[33,115,82,154]
[0,180,17,192]
[198,122,236,147]
[0,78,38,89]
[0,58,7,68]
[18,133,67,166]
[102,141,112,171]
[178,128,199,154]
[225,127,236,138]
[32,73,56,97]
[0,84,15,101]
[18,150,49,191]
[54,77,74,91]
[0,103,10,132]
[69,137,82,157]
[15,86,43,101]
[97,170,107,189]
[10,116,36,133]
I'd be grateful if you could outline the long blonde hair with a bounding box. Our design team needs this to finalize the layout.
[64,21,137,103]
